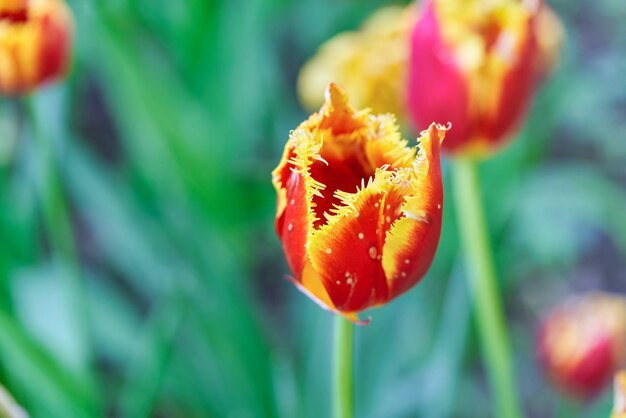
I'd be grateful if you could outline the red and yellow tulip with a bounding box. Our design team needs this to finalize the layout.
[0,0,72,95]
[407,0,563,157]
[272,83,446,322]
[538,293,626,399]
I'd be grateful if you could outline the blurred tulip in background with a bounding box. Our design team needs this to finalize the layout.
[538,293,626,399]
[408,0,563,156]
[0,0,72,95]
[298,5,414,119]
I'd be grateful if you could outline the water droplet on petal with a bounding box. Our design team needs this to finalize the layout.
[369,246,377,260]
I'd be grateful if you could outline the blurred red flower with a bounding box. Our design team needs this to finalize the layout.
[538,293,626,399]
[407,0,563,157]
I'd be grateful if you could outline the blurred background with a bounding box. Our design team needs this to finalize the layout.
[0,0,625,417]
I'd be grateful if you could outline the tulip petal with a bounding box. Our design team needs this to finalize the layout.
[382,123,444,298]
[408,2,472,153]
[272,137,314,280]
[307,182,389,313]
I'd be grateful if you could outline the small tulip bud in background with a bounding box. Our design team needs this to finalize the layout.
[273,83,446,323]
[538,293,626,399]
[0,0,72,95]
[407,0,563,157]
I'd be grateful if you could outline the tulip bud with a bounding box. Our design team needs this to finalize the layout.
[273,83,446,323]
[538,293,626,399]
[0,0,72,95]
[613,372,626,418]
[298,5,414,118]
[407,0,563,157]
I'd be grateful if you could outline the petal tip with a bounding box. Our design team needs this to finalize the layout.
[324,82,352,112]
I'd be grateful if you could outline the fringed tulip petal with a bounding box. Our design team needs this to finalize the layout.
[382,124,444,298]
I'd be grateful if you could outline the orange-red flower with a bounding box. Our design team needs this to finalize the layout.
[614,372,626,418]
[272,83,446,323]
[0,0,72,95]
[407,0,563,157]
[538,293,626,399]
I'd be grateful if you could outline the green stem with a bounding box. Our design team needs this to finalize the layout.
[333,316,354,418]
[452,158,523,418]
[24,97,92,372]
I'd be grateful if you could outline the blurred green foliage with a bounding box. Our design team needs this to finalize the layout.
[0,0,625,417]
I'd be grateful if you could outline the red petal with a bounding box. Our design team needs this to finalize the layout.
[308,190,389,312]
[275,169,309,280]
[382,124,443,298]
[407,2,472,154]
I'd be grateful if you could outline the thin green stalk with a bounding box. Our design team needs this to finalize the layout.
[333,316,354,418]
[24,97,92,372]
[452,158,523,418]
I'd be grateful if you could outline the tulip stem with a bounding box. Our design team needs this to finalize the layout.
[333,316,354,418]
[452,158,523,418]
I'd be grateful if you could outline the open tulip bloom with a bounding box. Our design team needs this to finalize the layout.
[273,83,446,323]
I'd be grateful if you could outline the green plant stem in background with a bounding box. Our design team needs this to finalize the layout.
[333,316,354,418]
[452,158,523,418]
[24,97,92,372]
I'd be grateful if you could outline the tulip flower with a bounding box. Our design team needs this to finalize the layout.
[272,83,446,323]
[298,5,414,119]
[0,0,72,95]
[538,293,626,399]
[407,0,563,157]
[613,372,626,418]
